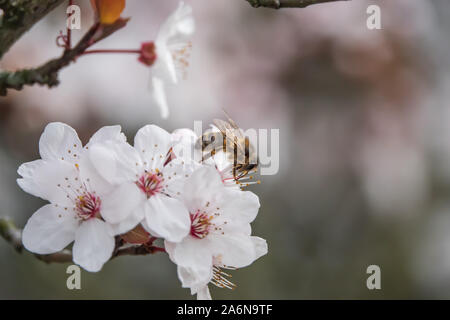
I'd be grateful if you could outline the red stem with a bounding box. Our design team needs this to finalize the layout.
[82,49,141,55]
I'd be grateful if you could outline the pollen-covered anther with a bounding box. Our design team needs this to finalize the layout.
[190,210,213,239]
[137,171,163,198]
[75,192,101,220]
[211,266,236,290]
[172,41,193,79]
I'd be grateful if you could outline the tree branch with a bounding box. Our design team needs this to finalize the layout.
[0,0,66,59]
[0,217,164,265]
[245,0,349,9]
[0,18,129,96]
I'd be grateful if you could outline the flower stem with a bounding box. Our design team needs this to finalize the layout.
[82,49,141,55]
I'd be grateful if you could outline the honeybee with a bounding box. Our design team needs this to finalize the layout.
[198,114,259,180]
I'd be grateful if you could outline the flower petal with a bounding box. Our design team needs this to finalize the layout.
[178,265,212,291]
[109,207,145,236]
[72,218,115,272]
[220,189,260,224]
[171,128,202,163]
[166,236,214,288]
[85,141,140,185]
[212,233,258,269]
[194,285,212,300]
[161,160,200,200]
[18,159,79,206]
[86,125,126,148]
[22,204,78,255]
[134,125,172,169]
[101,182,145,224]
[183,166,224,213]
[17,160,47,199]
[251,236,268,260]
[143,195,190,242]
[150,77,170,119]
[39,123,83,163]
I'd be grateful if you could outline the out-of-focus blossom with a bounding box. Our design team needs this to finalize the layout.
[149,1,195,118]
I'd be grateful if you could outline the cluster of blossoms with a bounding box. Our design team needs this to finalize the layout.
[18,122,267,299]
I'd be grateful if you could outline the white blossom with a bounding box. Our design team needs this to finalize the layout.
[150,1,195,119]
[18,123,139,272]
[164,166,268,299]
[88,124,197,243]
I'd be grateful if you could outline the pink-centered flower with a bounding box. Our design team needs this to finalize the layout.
[18,123,138,272]
[164,166,267,300]
[87,124,197,243]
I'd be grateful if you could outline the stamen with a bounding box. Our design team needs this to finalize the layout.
[190,210,213,239]
[137,171,163,198]
[211,266,236,290]
[75,192,101,220]
[171,41,192,80]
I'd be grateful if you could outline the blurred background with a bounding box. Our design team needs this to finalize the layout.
[1,0,450,299]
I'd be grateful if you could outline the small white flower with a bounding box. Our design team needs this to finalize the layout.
[18,123,138,272]
[89,124,197,243]
[150,1,195,119]
[164,166,268,300]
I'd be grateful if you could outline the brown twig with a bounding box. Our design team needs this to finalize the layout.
[0,0,66,59]
[246,0,349,9]
[0,18,129,96]
[0,217,164,265]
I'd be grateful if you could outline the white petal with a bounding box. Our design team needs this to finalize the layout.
[171,129,202,164]
[77,153,114,196]
[85,141,141,185]
[161,160,200,200]
[178,265,212,291]
[212,151,233,173]
[143,195,190,242]
[109,207,145,235]
[86,125,126,148]
[251,236,268,260]
[17,160,47,199]
[150,77,170,119]
[183,166,224,213]
[166,237,214,288]
[220,189,260,224]
[72,219,115,272]
[152,2,195,86]
[22,204,78,255]
[101,182,145,224]
[212,233,258,269]
[39,122,83,163]
[18,159,78,206]
[134,124,172,169]
[156,2,195,47]
[195,286,212,300]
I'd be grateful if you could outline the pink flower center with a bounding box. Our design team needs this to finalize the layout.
[190,210,213,239]
[138,42,157,66]
[137,171,163,198]
[75,192,101,220]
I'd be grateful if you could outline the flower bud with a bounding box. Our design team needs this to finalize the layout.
[91,0,126,25]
